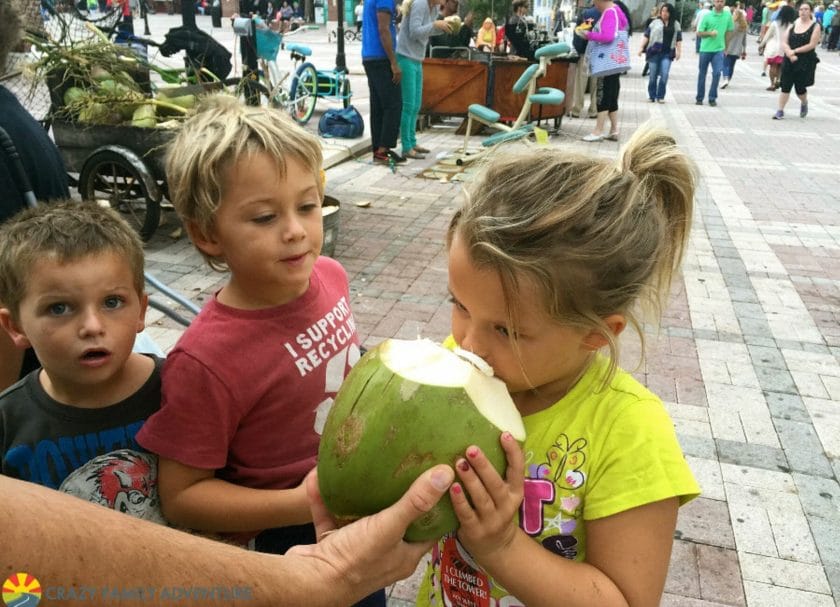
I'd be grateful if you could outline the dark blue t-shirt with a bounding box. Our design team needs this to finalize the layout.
[362,0,397,60]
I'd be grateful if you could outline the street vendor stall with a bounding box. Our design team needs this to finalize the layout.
[420,53,572,123]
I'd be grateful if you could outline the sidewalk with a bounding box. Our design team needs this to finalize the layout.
[135,13,840,606]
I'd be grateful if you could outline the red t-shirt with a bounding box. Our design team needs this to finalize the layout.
[137,256,360,492]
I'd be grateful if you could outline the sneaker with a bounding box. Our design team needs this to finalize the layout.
[373,149,407,165]
[413,145,431,154]
[800,103,808,118]
[761,70,766,76]
[696,100,703,105]
[772,110,784,120]
[649,98,656,102]
[709,100,717,107]
[581,133,603,142]
[720,79,729,89]
[656,99,665,104]
[569,111,581,118]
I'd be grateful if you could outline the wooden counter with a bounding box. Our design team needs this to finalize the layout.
[420,56,569,121]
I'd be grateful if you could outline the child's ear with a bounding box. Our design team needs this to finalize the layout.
[0,308,31,350]
[581,314,626,350]
[186,221,223,258]
[136,293,149,334]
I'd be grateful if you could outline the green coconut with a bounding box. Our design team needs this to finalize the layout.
[317,338,525,542]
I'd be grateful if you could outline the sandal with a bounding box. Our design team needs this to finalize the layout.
[403,149,427,159]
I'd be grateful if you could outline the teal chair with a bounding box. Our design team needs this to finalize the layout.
[457,41,571,165]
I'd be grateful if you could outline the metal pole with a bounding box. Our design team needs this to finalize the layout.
[181,0,196,28]
[336,0,347,72]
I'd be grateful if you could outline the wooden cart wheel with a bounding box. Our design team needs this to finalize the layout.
[78,149,161,241]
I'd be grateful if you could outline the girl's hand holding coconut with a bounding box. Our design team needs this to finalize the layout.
[449,434,524,565]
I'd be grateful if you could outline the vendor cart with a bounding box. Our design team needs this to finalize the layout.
[52,118,173,241]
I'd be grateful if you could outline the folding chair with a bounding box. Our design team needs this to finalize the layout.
[456,41,570,166]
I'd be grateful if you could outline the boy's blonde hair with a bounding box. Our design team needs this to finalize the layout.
[165,95,324,271]
[448,126,695,385]
[0,200,145,319]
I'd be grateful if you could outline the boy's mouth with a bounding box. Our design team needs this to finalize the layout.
[80,348,111,365]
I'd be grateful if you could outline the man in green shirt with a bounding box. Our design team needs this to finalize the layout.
[695,0,733,106]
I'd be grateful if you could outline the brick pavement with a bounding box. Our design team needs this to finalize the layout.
[130,13,840,606]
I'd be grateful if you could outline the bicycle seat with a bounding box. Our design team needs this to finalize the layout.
[286,43,312,57]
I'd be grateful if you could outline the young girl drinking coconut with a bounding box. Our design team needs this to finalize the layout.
[417,126,701,606]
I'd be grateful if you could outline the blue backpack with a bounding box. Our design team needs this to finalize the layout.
[318,106,365,139]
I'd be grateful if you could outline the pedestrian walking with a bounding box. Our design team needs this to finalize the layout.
[721,7,748,87]
[639,2,682,102]
[773,0,821,118]
[760,4,795,89]
[695,0,733,106]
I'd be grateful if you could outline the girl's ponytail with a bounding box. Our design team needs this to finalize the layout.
[618,127,695,306]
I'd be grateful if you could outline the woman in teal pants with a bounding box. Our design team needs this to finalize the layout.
[395,0,453,159]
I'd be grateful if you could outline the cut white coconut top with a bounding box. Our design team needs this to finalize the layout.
[379,339,526,441]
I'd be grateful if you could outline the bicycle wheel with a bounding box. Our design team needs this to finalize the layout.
[340,77,352,108]
[223,76,271,107]
[78,150,160,241]
[344,30,356,42]
[289,63,318,125]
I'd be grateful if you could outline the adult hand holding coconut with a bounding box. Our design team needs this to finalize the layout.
[0,466,455,607]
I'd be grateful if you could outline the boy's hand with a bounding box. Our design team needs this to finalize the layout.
[451,433,524,562]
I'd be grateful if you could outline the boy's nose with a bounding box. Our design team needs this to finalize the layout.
[459,328,489,363]
[78,308,106,337]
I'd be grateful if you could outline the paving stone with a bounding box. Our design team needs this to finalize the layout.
[765,390,812,423]
[739,553,831,594]
[743,581,835,607]
[697,545,745,605]
[675,497,735,549]
[774,419,836,477]
[666,539,701,598]
[716,439,789,473]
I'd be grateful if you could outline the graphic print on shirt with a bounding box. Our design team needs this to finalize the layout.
[279,295,360,435]
[282,295,356,378]
[58,449,165,523]
[3,420,146,488]
[524,433,588,560]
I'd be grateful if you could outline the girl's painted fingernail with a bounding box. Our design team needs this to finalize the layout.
[451,483,463,495]
[466,446,479,459]
[457,458,470,472]
[502,431,513,441]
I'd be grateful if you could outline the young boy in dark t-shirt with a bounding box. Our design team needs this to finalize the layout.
[0,201,164,523]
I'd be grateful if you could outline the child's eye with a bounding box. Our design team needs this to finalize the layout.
[103,296,125,310]
[251,214,276,224]
[47,303,70,316]
[448,296,467,312]
[495,325,510,338]
[299,201,321,213]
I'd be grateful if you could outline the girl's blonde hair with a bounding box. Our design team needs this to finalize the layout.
[165,95,324,271]
[733,8,748,29]
[448,126,695,385]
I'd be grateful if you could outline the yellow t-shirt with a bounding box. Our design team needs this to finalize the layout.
[416,355,700,606]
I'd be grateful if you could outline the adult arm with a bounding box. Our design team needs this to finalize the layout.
[675,24,683,59]
[377,9,401,83]
[451,440,680,607]
[0,465,454,607]
[587,6,619,42]
[408,0,449,41]
[157,457,310,532]
[638,31,650,55]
